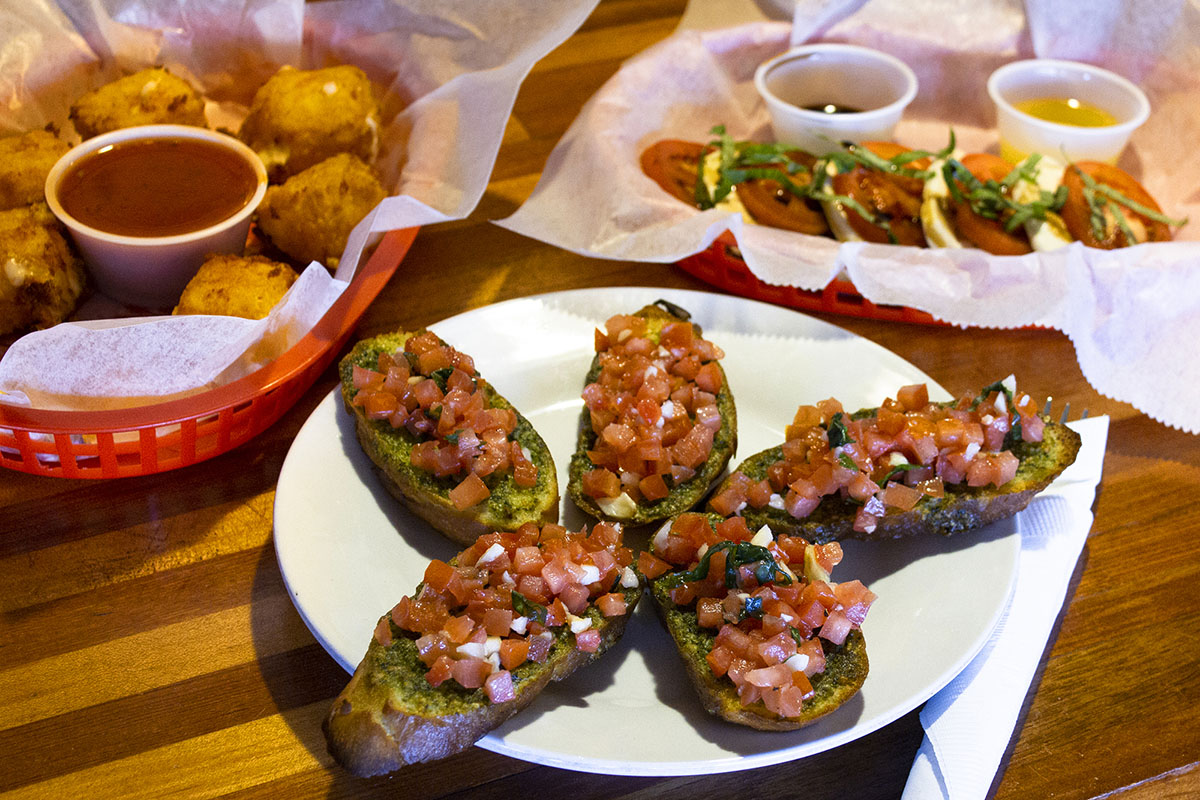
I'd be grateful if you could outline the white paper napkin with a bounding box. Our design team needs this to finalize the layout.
[901,414,1108,800]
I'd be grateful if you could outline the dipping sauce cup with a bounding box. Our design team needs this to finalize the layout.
[754,43,919,155]
[987,59,1149,164]
[45,124,268,309]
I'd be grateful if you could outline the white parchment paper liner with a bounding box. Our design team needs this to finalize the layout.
[497,0,1200,434]
[0,0,600,412]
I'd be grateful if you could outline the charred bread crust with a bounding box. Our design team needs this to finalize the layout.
[648,574,868,730]
[323,581,642,776]
[719,415,1081,544]
[567,302,737,524]
[339,331,559,546]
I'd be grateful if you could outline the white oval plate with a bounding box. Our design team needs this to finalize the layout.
[274,287,1019,776]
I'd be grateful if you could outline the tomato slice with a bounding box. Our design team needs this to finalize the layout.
[950,153,1032,255]
[1059,161,1172,248]
[640,140,705,206]
[830,141,928,246]
[736,150,830,236]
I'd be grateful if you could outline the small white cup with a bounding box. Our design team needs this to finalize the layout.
[754,44,919,155]
[987,59,1149,164]
[45,124,268,309]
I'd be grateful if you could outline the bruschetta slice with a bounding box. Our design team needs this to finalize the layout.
[567,300,736,525]
[708,378,1081,543]
[324,521,642,775]
[642,512,871,730]
[339,329,559,546]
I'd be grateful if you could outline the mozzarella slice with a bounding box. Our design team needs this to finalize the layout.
[919,157,965,249]
[1011,155,1073,251]
[818,161,863,242]
[701,149,754,224]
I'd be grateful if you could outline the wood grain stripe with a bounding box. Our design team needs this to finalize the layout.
[0,593,313,729]
[0,491,274,612]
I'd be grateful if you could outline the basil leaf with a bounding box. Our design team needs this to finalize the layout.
[742,595,764,620]
[879,462,921,486]
[788,627,807,647]
[429,367,454,391]
[827,412,853,448]
[837,453,858,471]
[668,540,793,589]
[511,591,548,625]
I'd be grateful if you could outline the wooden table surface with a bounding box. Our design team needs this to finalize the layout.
[4,2,1199,798]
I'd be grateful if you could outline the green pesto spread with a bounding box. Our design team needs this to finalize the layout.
[364,583,641,716]
[339,332,557,527]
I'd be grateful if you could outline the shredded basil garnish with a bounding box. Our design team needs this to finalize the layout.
[668,540,793,589]
[941,155,1066,232]
[428,367,455,391]
[741,595,764,620]
[511,591,548,625]
[827,412,854,448]
[879,462,921,486]
[971,380,1024,448]
[1071,165,1187,244]
[695,125,961,246]
[788,627,807,647]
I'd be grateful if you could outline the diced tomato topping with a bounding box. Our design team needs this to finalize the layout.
[348,333,539,492]
[450,657,491,689]
[651,512,873,721]
[716,379,1044,528]
[575,628,603,652]
[373,616,393,647]
[386,522,633,701]
[499,638,529,670]
[579,311,727,513]
[637,550,672,580]
[597,593,628,617]
[484,670,515,703]
[448,471,490,510]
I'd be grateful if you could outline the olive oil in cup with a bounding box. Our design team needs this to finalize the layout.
[987,59,1149,164]
[754,43,918,156]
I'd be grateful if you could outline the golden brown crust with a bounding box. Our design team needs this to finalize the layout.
[324,593,638,776]
[0,129,69,211]
[256,153,386,269]
[172,253,298,319]
[0,203,86,336]
[69,67,206,140]
[238,65,380,182]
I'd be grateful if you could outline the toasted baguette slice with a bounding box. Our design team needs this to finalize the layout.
[324,524,643,776]
[340,330,559,546]
[646,513,869,730]
[717,412,1081,544]
[567,301,737,524]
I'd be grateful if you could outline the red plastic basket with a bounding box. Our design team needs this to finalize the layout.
[0,226,418,479]
[676,233,947,326]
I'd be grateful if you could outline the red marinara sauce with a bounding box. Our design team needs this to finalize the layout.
[57,137,259,237]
